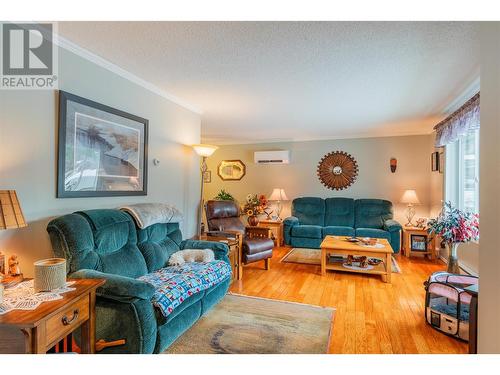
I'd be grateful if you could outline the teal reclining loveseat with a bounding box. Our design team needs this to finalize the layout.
[283,197,402,252]
[47,208,231,353]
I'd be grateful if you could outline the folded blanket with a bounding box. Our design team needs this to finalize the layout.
[120,203,183,228]
[138,260,232,317]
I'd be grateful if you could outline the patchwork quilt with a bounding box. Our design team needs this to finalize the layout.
[138,260,231,318]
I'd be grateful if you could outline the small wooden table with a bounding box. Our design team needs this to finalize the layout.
[402,226,436,259]
[258,220,284,246]
[193,233,242,281]
[320,236,394,283]
[0,278,104,354]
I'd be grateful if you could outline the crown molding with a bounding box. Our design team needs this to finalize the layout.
[54,33,203,115]
[441,74,480,114]
[203,128,434,146]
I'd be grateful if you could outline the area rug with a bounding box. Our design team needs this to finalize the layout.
[163,294,335,354]
[281,247,401,273]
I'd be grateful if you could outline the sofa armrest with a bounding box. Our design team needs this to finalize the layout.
[283,216,300,245]
[283,216,299,227]
[384,219,402,233]
[70,269,155,303]
[180,239,229,261]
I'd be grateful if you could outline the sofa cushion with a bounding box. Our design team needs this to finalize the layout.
[136,222,183,273]
[354,199,394,229]
[291,224,323,239]
[322,226,355,237]
[324,198,355,227]
[139,260,231,318]
[292,197,325,226]
[355,228,391,241]
[47,209,148,279]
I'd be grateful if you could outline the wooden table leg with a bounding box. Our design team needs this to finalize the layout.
[80,291,96,354]
[321,248,326,276]
[385,253,392,283]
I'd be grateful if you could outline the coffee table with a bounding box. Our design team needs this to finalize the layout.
[320,236,394,283]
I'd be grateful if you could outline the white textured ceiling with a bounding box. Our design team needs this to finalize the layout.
[58,22,480,144]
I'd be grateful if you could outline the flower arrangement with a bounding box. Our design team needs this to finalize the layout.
[427,201,479,273]
[242,194,268,216]
[427,201,479,243]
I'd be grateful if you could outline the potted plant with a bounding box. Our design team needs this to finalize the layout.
[214,189,235,201]
[241,194,268,226]
[427,201,479,274]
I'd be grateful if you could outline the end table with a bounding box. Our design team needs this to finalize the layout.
[0,278,104,354]
[258,220,284,246]
[402,226,436,259]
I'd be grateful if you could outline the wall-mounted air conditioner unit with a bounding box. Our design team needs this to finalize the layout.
[254,150,290,164]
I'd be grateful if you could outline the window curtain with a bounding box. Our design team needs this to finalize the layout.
[434,92,480,147]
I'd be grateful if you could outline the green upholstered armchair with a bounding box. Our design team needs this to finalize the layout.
[47,209,231,353]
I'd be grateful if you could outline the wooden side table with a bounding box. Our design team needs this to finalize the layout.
[0,278,104,354]
[258,220,283,246]
[193,233,242,281]
[402,226,436,259]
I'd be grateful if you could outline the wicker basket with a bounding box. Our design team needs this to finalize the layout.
[34,258,67,292]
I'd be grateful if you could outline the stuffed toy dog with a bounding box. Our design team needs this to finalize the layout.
[168,249,215,266]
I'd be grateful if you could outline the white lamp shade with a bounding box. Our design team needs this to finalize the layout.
[400,189,420,204]
[269,188,289,201]
[192,144,218,157]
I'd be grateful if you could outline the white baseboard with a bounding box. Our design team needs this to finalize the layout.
[438,255,478,276]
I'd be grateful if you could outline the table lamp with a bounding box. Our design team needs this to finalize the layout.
[400,189,420,227]
[0,190,27,281]
[268,188,289,221]
[192,144,218,236]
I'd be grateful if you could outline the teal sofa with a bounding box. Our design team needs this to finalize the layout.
[283,198,402,252]
[47,209,231,354]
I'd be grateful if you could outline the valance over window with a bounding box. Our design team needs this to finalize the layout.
[434,92,480,147]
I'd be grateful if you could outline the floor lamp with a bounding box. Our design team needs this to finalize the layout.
[192,144,218,236]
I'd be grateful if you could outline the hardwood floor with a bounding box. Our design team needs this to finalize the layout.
[229,246,468,354]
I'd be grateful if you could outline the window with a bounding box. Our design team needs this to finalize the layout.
[445,128,480,214]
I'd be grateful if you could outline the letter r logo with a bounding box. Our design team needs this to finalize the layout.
[2,23,53,75]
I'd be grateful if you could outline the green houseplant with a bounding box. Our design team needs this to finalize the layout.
[214,189,235,201]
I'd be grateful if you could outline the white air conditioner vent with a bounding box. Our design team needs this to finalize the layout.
[254,150,290,164]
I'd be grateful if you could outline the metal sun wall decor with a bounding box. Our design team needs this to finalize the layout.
[317,151,359,190]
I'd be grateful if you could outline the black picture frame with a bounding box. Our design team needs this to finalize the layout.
[57,91,148,198]
[431,151,439,172]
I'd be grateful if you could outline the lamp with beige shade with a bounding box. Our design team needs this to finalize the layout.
[268,188,289,221]
[400,189,420,227]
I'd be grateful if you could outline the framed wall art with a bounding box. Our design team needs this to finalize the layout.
[317,151,358,190]
[57,91,148,198]
[217,160,246,181]
[431,151,439,172]
[203,170,212,183]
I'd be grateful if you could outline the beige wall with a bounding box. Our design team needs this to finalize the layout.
[478,23,500,353]
[203,135,435,224]
[0,48,201,278]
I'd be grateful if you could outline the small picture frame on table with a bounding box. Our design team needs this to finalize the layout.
[410,234,428,251]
